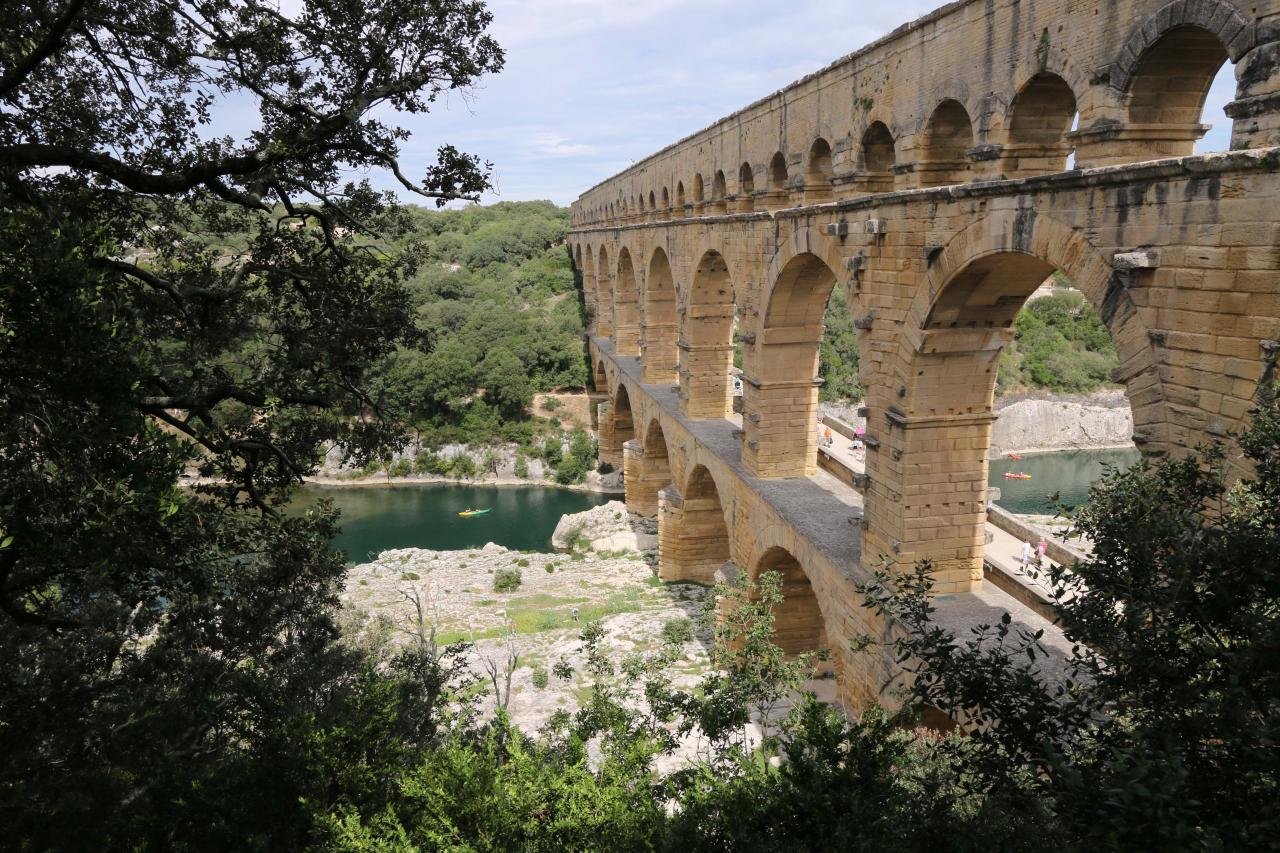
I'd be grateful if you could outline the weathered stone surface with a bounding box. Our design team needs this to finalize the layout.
[551,500,657,552]
[565,0,1280,711]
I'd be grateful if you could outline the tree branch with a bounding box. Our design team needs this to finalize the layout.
[0,0,88,100]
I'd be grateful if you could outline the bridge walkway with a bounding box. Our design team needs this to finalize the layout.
[601,340,1079,695]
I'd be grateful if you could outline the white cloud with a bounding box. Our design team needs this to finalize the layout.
[530,133,598,157]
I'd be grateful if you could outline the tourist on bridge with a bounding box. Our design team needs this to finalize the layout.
[1021,539,1034,569]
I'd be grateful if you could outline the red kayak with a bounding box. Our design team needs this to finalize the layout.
[1004,472,1032,480]
[1007,452,1023,460]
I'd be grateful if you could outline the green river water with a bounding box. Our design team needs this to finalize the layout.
[290,484,611,562]
[294,449,1136,561]
[988,448,1140,515]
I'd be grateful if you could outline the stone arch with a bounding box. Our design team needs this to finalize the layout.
[575,244,592,325]
[691,173,705,206]
[583,245,599,335]
[681,248,737,420]
[599,382,636,471]
[914,212,1157,413]
[768,151,788,188]
[1119,20,1234,160]
[595,244,613,338]
[614,247,640,355]
[642,247,679,385]
[710,170,728,214]
[624,417,674,517]
[744,252,839,478]
[804,138,833,203]
[661,186,671,217]
[1002,72,1078,176]
[918,99,974,187]
[658,463,731,583]
[751,546,828,658]
[873,209,1162,595]
[766,151,789,209]
[647,190,657,219]
[737,161,756,212]
[676,181,686,212]
[1110,0,1252,96]
[593,358,608,394]
[858,121,896,193]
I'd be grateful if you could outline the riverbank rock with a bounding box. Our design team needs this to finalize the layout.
[992,390,1134,454]
[340,544,715,745]
[552,500,658,553]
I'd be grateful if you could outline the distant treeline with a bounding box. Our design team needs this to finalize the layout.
[362,201,589,447]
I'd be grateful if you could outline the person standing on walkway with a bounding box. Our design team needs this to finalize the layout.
[1036,537,1049,568]
[1021,539,1034,569]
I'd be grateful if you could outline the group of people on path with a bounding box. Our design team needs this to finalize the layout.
[816,416,865,457]
[1021,537,1050,571]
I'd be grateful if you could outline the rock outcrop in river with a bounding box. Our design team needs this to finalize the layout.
[551,500,658,553]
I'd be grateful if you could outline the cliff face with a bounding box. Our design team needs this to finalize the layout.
[991,391,1134,455]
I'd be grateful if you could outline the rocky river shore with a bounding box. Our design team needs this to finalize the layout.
[340,504,712,739]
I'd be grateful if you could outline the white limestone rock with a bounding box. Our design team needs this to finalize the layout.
[992,390,1134,454]
[552,500,658,552]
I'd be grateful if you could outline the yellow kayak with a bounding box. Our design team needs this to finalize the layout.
[458,508,492,518]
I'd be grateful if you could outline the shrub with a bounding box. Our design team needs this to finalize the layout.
[513,454,529,478]
[450,453,477,480]
[598,462,614,474]
[541,396,562,411]
[387,458,413,478]
[493,568,522,593]
[401,572,421,582]
[531,667,549,689]
[540,438,563,466]
[545,563,556,573]
[516,558,530,567]
[661,617,694,646]
[479,447,502,475]
[413,451,441,474]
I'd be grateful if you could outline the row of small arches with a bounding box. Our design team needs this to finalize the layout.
[575,9,1246,226]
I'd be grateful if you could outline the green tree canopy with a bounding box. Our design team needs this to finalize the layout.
[0,0,503,843]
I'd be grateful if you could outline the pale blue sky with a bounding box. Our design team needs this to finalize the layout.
[234,1,1240,206]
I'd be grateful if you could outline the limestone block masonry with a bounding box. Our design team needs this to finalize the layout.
[569,0,1280,710]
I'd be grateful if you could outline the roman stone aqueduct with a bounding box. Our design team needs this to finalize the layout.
[567,0,1280,707]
